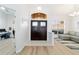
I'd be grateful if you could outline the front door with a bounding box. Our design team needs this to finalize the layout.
[31,20,47,40]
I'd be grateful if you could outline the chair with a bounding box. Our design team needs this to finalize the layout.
[1,32,11,39]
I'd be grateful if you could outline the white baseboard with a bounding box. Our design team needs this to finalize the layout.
[16,42,26,53]
[16,46,24,53]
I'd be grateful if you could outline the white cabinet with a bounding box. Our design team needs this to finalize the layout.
[47,32,54,46]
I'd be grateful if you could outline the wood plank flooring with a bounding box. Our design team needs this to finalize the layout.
[0,38,15,55]
[18,41,79,55]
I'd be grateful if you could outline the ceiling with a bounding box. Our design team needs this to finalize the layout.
[0,5,16,16]
[3,4,79,16]
[24,4,75,16]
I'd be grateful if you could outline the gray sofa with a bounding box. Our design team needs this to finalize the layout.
[58,31,79,43]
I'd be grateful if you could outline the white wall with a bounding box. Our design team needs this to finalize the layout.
[6,15,15,30]
[0,12,7,29]
[61,15,79,33]
[70,16,79,32]
[63,16,71,33]
[15,5,29,53]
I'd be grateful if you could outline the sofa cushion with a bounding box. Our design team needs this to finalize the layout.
[76,32,79,37]
[71,35,79,39]
[71,38,79,43]
[69,31,76,36]
[59,34,70,37]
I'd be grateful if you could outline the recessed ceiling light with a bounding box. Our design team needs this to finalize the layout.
[37,6,42,11]
[0,6,5,10]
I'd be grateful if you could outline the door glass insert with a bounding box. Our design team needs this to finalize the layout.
[40,22,46,26]
[32,22,38,26]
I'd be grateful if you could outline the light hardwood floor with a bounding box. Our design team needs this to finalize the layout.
[0,38,15,55]
[18,41,79,55]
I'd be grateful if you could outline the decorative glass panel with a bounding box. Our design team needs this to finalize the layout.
[40,22,46,26]
[32,22,38,26]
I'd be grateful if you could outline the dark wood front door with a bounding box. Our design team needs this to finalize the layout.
[31,20,47,40]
